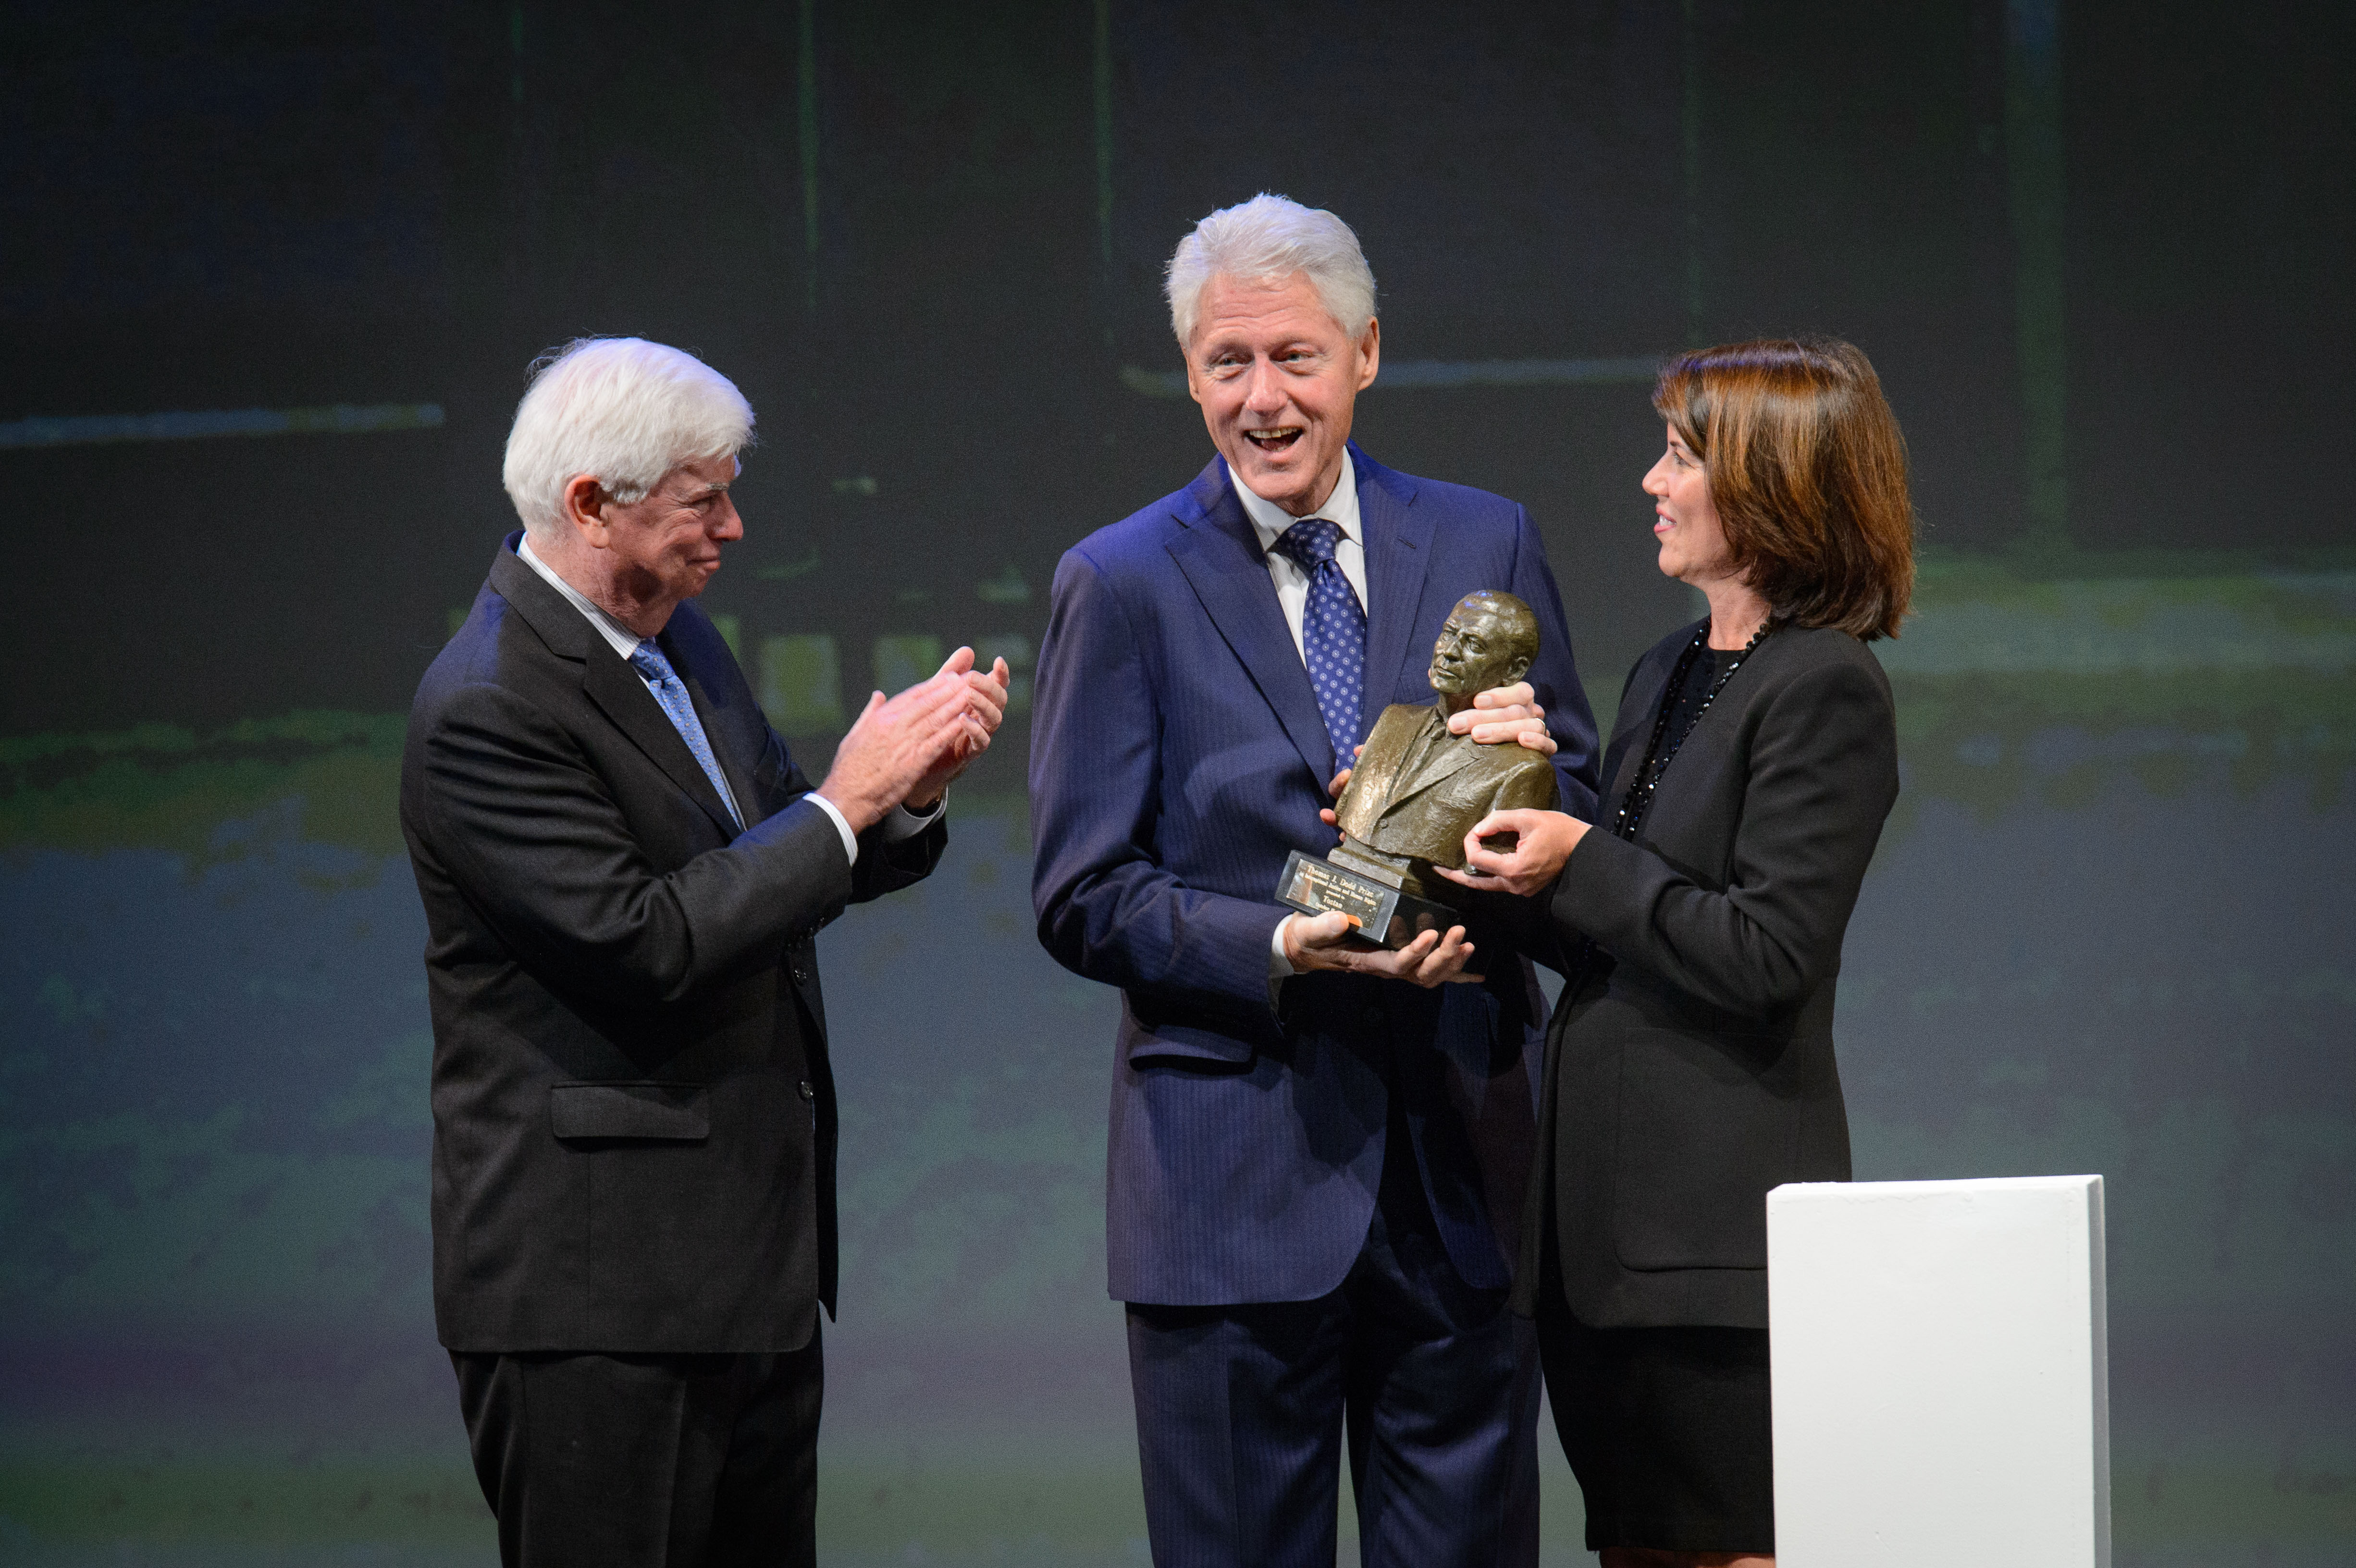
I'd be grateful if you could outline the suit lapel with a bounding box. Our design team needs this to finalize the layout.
[1165,457,1338,783]
[489,537,597,661]
[581,642,744,839]
[667,606,770,828]
[1355,445,1439,721]
[1596,620,1704,819]
[1394,722,1478,803]
[486,541,744,839]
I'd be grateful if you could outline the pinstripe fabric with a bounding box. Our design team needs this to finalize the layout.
[1124,1161,1542,1567]
[1033,446,1593,1568]
[1031,446,1601,1307]
[1032,444,1602,1299]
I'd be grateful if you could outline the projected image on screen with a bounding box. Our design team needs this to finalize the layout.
[2,3,2350,1566]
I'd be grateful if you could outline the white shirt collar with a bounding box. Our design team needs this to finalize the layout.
[516,534,646,662]
[1229,449,1362,555]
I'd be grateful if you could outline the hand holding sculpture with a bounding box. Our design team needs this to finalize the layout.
[1276,590,1558,951]
[1327,590,1560,897]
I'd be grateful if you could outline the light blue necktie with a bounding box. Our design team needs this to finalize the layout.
[1268,517,1367,768]
[628,640,744,828]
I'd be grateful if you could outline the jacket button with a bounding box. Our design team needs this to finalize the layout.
[791,965,810,985]
[798,1079,815,1102]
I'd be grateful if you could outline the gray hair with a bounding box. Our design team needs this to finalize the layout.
[501,337,755,541]
[1164,193,1377,349]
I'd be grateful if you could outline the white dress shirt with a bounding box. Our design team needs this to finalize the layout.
[514,535,937,865]
[1230,453,1367,658]
[1227,459,1368,982]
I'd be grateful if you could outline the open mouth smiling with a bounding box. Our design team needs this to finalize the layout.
[1245,426,1305,454]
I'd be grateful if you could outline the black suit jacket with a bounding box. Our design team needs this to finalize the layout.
[400,536,943,1354]
[1514,621,1899,1330]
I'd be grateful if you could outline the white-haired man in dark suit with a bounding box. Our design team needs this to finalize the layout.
[403,336,1006,1567]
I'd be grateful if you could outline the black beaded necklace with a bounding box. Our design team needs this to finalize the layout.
[1608,617,1778,844]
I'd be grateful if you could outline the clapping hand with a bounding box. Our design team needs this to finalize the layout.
[907,648,1011,807]
[816,647,1009,831]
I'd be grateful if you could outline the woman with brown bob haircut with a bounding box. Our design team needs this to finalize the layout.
[1439,337,1914,1565]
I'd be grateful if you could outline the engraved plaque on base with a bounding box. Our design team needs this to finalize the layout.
[1276,849,1470,952]
[1277,849,1398,942]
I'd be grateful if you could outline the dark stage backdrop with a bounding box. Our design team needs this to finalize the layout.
[3,3,2351,1564]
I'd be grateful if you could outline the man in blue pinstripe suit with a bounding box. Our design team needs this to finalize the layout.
[1030,194,1599,1567]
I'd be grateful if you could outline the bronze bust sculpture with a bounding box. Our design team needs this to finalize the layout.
[1277,590,1558,946]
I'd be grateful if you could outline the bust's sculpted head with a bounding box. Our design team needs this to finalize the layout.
[1428,591,1538,698]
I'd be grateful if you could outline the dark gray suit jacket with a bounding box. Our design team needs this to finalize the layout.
[1514,620,1899,1330]
[401,535,943,1354]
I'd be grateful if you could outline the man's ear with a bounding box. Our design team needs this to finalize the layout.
[560,474,610,549]
[1355,317,1381,392]
[1505,658,1533,689]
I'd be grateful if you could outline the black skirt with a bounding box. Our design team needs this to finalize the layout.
[1533,1296,1776,1555]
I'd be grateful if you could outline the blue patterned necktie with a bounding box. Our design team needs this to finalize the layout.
[628,640,744,829]
[1268,517,1367,767]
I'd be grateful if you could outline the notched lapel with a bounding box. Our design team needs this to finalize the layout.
[1165,459,1338,783]
[666,610,773,827]
[1394,730,1478,804]
[1356,448,1439,717]
[1597,622,1705,816]
[1377,741,1483,828]
[489,535,743,837]
[582,642,743,839]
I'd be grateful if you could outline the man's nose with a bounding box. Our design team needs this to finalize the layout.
[712,497,745,541]
[1241,358,1288,415]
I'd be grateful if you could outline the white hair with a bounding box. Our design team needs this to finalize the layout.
[1165,193,1377,349]
[501,337,755,540]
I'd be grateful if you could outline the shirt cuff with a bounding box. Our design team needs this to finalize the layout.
[885,796,944,842]
[808,793,860,867]
[1269,917,1299,978]
[1266,914,1298,1010]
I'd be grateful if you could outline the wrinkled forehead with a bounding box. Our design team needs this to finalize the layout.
[662,452,741,494]
[1193,272,1349,345]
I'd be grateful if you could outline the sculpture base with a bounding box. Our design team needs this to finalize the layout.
[1275,849,1469,952]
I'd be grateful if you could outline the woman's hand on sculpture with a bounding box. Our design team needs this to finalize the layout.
[1281,910,1483,987]
[1448,681,1555,754]
[1436,808,1587,898]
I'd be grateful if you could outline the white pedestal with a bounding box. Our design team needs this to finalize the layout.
[1768,1175,2110,1568]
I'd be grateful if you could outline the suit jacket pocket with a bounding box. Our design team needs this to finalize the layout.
[550,1081,711,1141]
[1610,1028,1797,1272]
[1120,1022,1257,1071]
[1117,991,1264,1070]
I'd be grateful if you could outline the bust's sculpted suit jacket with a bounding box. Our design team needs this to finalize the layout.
[1335,701,1560,872]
